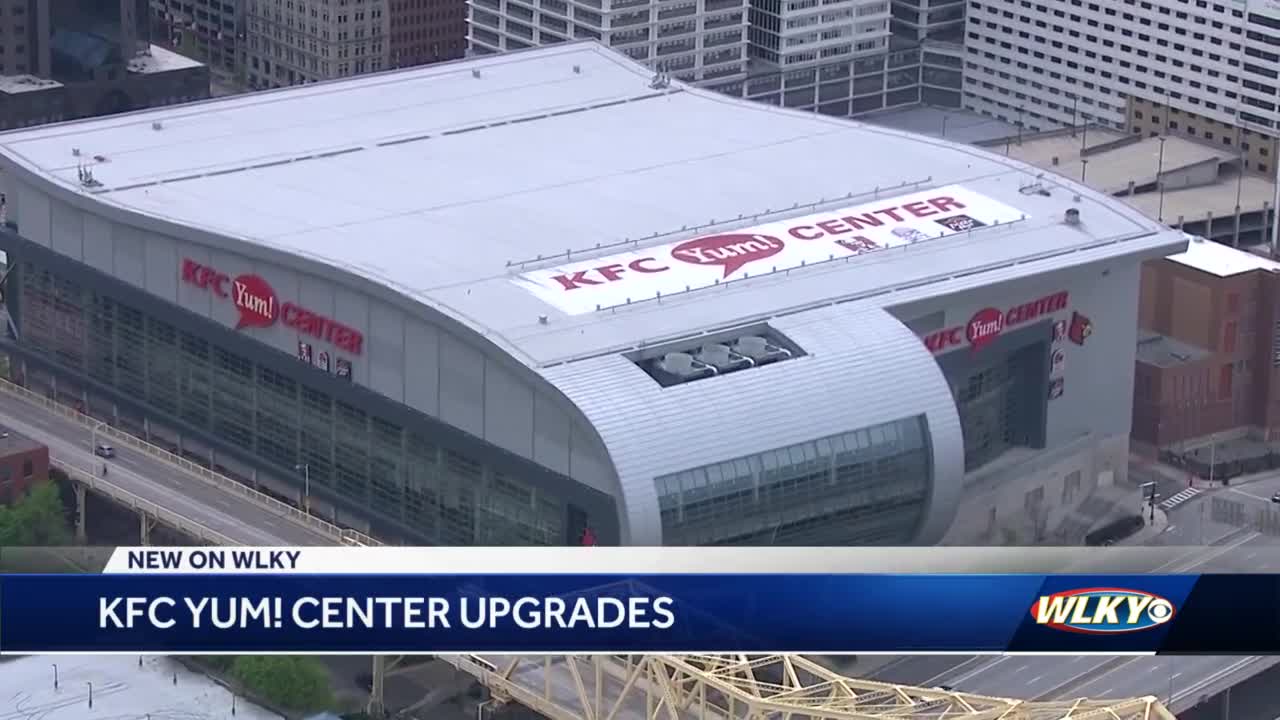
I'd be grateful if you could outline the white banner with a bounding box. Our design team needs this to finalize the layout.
[513,184,1027,315]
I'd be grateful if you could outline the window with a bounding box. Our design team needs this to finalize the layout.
[21,458,32,477]
[1224,321,1238,353]
[1228,292,1241,313]
[1220,363,1234,399]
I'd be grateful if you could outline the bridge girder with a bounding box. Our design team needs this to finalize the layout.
[439,654,1176,720]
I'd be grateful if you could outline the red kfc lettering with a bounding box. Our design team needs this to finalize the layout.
[553,271,600,291]
[551,257,669,290]
[630,257,667,274]
[181,259,230,298]
[597,264,627,282]
[923,327,964,353]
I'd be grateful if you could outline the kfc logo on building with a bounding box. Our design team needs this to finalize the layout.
[230,273,278,330]
[965,307,1006,351]
[671,233,785,278]
[181,259,365,355]
[922,291,1070,354]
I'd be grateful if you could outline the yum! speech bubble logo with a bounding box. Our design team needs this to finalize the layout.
[231,274,279,330]
[966,307,1005,351]
[671,233,785,278]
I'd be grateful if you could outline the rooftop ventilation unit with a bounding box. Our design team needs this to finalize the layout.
[628,324,804,387]
[658,352,715,380]
[695,343,752,372]
[732,335,792,365]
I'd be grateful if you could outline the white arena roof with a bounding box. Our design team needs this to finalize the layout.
[0,42,1182,367]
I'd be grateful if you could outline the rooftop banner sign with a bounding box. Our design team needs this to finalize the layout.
[512,185,1027,316]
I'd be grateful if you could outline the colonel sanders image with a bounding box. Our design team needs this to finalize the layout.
[1068,312,1092,346]
[1052,320,1066,343]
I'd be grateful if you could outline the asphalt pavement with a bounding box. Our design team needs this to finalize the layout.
[0,391,329,546]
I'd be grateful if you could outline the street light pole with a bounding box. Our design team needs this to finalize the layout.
[1157,136,1168,222]
[87,681,93,709]
[51,663,58,690]
[91,419,106,451]
[295,463,310,513]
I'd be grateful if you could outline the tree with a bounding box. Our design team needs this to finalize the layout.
[231,655,335,712]
[0,480,72,545]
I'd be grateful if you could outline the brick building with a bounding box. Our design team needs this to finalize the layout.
[1133,234,1280,447]
[0,426,50,503]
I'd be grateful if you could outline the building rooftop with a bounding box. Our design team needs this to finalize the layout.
[1136,330,1211,368]
[0,42,1183,367]
[985,131,1227,195]
[1124,173,1274,225]
[0,75,63,95]
[861,105,1021,145]
[127,44,205,75]
[1166,233,1280,277]
[3,655,280,720]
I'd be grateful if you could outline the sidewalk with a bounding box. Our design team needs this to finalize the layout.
[1118,507,1170,545]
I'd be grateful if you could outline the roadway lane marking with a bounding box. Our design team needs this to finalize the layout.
[921,656,987,687]
[1026,675,1042,686]
[948,656,1012,686]
[1228,488,1270,502]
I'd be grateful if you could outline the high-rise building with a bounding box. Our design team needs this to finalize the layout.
[245,0,390,89]
[389,0,467,68]
[960,0,1280,173]
[0,0,209,131]
[150,0,247,81]
[468,0,751,84]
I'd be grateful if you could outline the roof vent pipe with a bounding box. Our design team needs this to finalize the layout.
[151,121,163,131]
[537,314,548,325]
[1051,156,1059,166]
[1064,208,1081,226]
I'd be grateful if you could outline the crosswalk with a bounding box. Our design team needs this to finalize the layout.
[1159,486,1204,511]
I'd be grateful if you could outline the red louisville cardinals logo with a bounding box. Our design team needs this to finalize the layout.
[1068,312,1092,346]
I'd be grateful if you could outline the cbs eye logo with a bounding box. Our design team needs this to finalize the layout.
[1031,589,1176,634]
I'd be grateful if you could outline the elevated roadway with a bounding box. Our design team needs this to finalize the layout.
[868,528,1280,714]
[0,377,369,546]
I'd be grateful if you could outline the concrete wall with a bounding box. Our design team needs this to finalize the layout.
[894,257,1143,544]
[8,175,621,505]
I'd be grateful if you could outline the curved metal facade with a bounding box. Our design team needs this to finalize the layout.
[540,304,965,546]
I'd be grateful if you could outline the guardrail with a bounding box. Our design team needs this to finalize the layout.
[53,452,237,546]
[0,375,380,546]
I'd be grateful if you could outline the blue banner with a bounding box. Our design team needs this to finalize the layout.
[0,573,1259,653]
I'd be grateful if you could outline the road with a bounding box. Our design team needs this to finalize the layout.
[866,496,1280,711]
[0,391,329,546]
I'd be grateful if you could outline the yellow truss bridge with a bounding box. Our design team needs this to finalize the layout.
[425,654,1175,720]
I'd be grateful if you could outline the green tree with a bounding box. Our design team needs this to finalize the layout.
[0,480,72,545]
[231,655,335,712]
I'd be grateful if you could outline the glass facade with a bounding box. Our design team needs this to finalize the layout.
[946,342,1045,473]
[654,415,932,545]
[14,256,580,546]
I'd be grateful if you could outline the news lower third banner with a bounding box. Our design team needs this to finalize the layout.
[0,547,1277,654]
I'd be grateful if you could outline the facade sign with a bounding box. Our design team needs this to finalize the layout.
[513,185,1028,315]
[1052,349,1065,375]
[1052,320,1066,344]
[1068,312,1093,346]
[921,291,1069,354]
[181,259,365,354]
[1049,378,1065,401]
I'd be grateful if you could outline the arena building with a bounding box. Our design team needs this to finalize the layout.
[0,42,1186,547]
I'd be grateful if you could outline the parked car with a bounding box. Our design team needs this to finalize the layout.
[1271,492,1280,505]
[94,444,115,459]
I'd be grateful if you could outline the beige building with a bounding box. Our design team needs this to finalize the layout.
[246,0,390,89]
